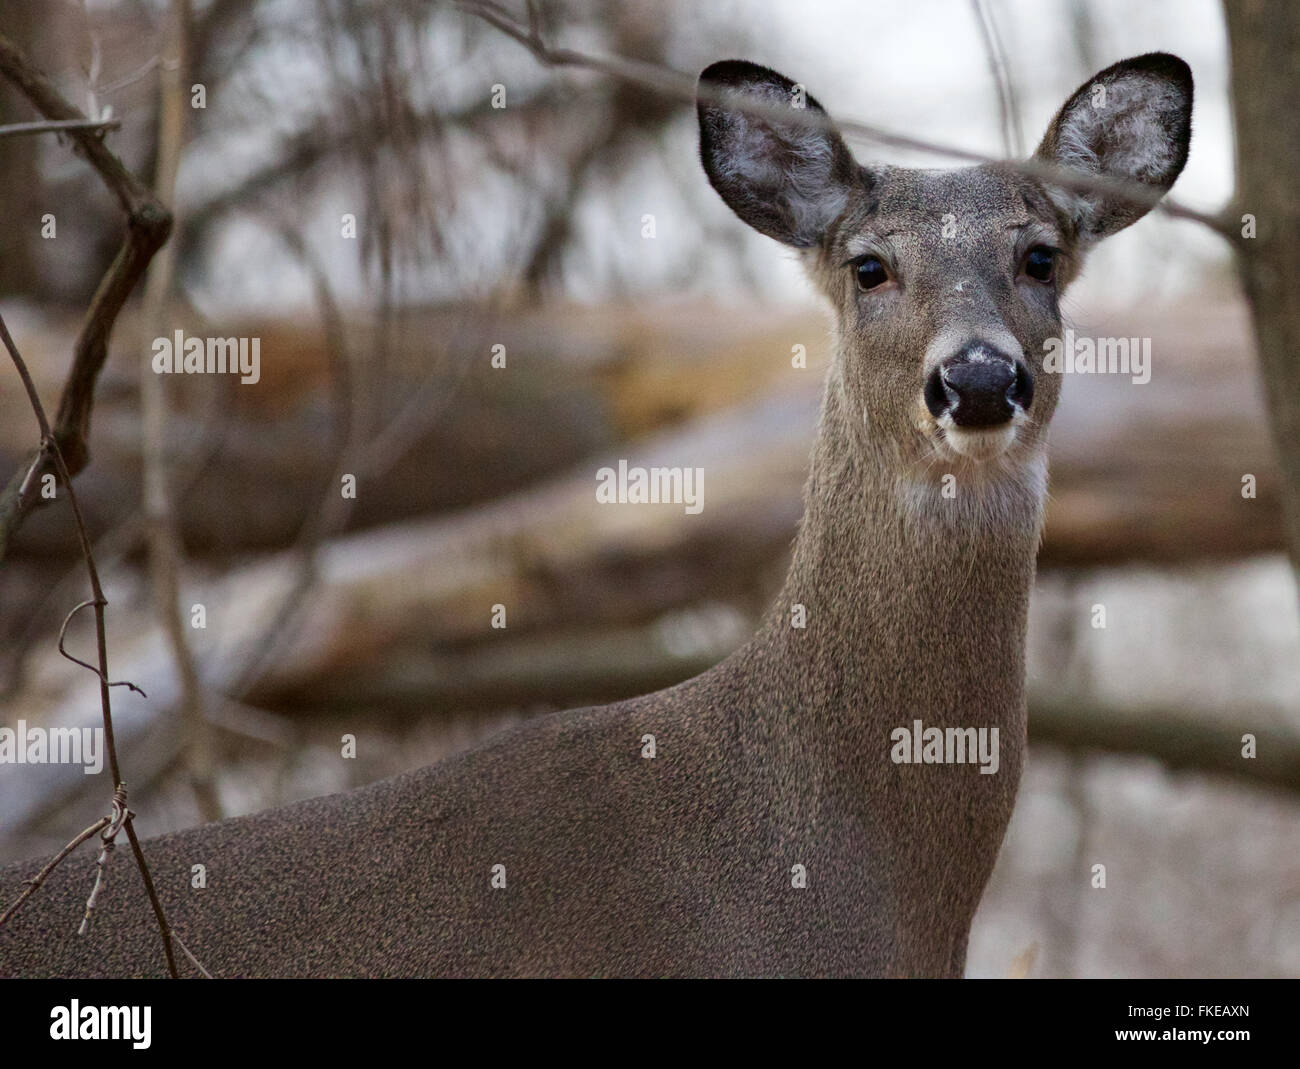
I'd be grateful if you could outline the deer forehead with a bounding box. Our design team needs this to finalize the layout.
[834,165,1057,260]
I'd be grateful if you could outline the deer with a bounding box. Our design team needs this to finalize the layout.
[0,53,1191,978]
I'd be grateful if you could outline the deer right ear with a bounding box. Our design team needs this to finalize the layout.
[698,60,856,248]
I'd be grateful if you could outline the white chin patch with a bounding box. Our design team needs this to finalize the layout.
[943,423,1017,461]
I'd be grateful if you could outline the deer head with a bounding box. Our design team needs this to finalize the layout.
[698,55,1192,488]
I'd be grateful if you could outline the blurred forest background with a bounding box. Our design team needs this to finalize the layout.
[0,0,1297,977]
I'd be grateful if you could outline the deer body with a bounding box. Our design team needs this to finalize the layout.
[0,54,1192,978]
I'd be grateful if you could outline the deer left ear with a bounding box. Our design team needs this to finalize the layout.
[1035,52,1193,242]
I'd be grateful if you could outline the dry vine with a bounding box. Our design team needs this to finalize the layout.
[0,313,179,977]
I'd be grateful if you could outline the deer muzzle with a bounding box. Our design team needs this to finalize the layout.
[924,346,1034,430]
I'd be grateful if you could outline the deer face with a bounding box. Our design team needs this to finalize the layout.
[698,56,1192,479]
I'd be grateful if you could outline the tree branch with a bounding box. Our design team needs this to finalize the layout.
[970,0,1024,156]
[0,816,109,928]
[0,117,120,138]
[1029,693,1300,795]
[453,0,1238,241]
[140,0,220,823]
[0,32,172,563]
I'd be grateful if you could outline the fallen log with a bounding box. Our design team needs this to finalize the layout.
[1,299,817,558]
[266,627,1300,796]
[2,296,1282,563]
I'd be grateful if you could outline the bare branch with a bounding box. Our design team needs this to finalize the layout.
[56,599,147,696]
[96,53,163,96]
[0,117,120,138]
[0,31,172,562]
[970,0,1023,156]
[173,928,214,978]
[124,816,181,978]
[77,786,128,936]
[222,222,361,700]
[453,0,1237,241]
[0,816,109,927]
[140,0,220,823]
[1,304,230,700]
[0,311,179,978]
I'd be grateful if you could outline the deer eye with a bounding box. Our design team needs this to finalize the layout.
[854,255,889,291]
[1022,245,1057,283]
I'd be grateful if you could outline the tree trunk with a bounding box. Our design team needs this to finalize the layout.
[1225,1,1300,585]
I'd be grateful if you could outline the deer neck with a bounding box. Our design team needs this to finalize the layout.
[746,372,1046,754]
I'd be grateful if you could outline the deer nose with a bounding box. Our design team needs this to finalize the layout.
[924,349,1034,428]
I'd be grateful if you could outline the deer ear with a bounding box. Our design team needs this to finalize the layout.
[1035,52,1193,242]
[698,60,856,248]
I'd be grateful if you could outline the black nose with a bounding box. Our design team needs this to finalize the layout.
[924,349,1033,428]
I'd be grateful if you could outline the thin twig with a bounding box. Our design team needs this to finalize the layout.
[0,817,109,927]
[224,223,360,699]
[77,843,113,935]
[1,311,229,701]
[95,53,163,96]
[78,786,128,935]
[172,928,214,978]
[123,816,180,978]
[0,310,179,978]
[141,0,220,822]
[0,117,120,138]
[56,599,147,696]
[970,0,1023,156]
[453,0,1237,242]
